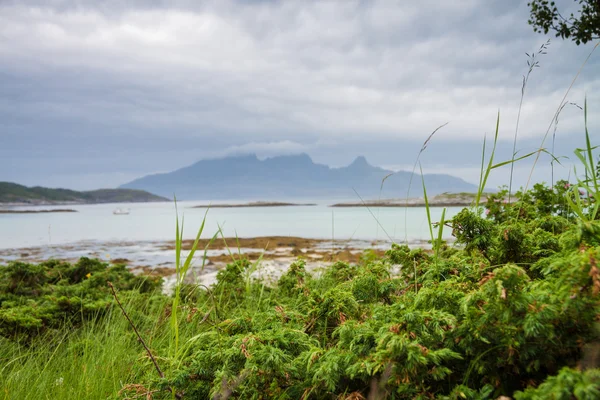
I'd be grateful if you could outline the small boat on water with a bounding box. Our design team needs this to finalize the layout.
[113,208,130,215]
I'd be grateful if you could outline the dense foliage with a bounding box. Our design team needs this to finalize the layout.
[152,188,600,398]
[2,180,600,398]
[528,0,600,45]
[0,258,161,341]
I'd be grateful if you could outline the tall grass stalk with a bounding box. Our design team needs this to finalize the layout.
[172,200,209,358]
[524,40,600,193]
[550,101,581,187]
[565,98,600,221]
[217,223,237,262]
[404,123,448,243]
[435,207,446,259]
[375,172,394,240]
[332,210,335,259]
[420,164,434,245]
[474,111,542,212]
[475,112,500,209]
[352,188,395,243]
[508,40,550,203]
[420,164,448,261]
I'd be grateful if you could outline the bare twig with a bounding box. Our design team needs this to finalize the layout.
[353,188,395,243]
[108,281,164,378]
[108,282,184,399]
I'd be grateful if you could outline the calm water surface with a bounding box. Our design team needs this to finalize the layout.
[0,201,462,250]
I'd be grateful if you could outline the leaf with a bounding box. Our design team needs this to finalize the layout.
[420,164,434,244]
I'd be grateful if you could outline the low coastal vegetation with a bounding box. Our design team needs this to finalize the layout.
[1,174,600,398]
[0,182,168,205]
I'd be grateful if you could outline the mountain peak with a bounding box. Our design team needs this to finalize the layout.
[349,156,370,168]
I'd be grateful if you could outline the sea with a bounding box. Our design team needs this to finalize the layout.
[0,201,464,273]
[0,201,462,249]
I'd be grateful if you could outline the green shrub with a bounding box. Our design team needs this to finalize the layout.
[0,258,161,341]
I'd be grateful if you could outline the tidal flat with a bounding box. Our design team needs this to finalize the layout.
[0,236,425,293]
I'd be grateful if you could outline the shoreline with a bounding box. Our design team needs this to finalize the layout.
[0,200,168,207]
[330,201,470,208]
[0,209,78,214]
[331,193,490,208]
[1,194,490,209]
[0,236,438,291]
[191,201,317,208]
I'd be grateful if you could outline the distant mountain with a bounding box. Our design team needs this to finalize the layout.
[0,182,168,205]
[120,153,477,200]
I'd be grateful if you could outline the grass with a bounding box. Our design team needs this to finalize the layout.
[0,293,174,399]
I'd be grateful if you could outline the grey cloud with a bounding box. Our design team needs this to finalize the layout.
[0,0,598,190]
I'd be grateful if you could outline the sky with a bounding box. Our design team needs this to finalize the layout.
[1,0,599,191]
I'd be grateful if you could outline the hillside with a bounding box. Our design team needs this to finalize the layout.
[0,182,168,205]
[120,153,478,200]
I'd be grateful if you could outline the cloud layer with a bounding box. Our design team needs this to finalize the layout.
[1,0,598,189]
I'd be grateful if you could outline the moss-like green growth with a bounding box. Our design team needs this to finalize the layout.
[0,257,161,341]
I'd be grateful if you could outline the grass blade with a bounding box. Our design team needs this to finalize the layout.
[476,112,500,208]
[420,164,434,244]
[491,150,539,170]
[180,208,209,284]
[584,98,598,191]
[404,123,448,243]
[435,207,446,259]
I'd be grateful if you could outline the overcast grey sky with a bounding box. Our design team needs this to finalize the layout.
[0,0,598,190]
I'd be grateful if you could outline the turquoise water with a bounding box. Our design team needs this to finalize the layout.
[0,201,463,250]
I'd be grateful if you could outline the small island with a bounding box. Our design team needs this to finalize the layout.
[192,201,317,208]
[0,181,168,205]
[331,193,492,208]
[0,209,78,214]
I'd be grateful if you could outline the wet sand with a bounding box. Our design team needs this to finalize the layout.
[0,236,432,293]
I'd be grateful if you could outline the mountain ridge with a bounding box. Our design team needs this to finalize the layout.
[120,153,478,200]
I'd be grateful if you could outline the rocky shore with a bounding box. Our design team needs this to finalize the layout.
[331,193,490,208]
[0,236,431,293]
